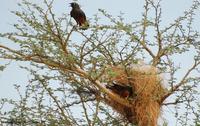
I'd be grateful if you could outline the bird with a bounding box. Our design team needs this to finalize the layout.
[106,81,133,98]
[70,2,89,30]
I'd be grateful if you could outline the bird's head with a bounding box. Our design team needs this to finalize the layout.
[70,2,80,9]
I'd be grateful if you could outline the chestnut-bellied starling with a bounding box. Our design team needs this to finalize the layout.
[70,2,89,30]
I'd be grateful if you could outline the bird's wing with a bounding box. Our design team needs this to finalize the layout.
[76,9,87,25]
[70,9,87,26]
[78,9,86,20]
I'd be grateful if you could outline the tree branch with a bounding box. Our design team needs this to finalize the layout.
[161,60,200,103]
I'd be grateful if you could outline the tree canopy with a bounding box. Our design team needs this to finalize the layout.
[0,0,200,125]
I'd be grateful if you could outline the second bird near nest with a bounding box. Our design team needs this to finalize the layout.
[106,81,133,99]
[70,2,89,30]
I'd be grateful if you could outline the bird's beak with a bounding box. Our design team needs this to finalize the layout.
[69,3,72,7]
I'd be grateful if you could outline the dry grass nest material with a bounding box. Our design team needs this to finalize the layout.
[104,65,167,126]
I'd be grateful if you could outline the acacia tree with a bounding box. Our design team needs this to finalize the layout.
[0,0,200,125]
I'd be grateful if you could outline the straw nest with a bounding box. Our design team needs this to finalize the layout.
[104,65,166,126]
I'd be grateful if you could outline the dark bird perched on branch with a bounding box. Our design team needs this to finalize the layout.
[70,2,89,30]
[106,81,133,98]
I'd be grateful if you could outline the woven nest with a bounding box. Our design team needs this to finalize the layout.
[104,65,166,126]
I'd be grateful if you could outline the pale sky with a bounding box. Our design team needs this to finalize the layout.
[0,0,199,125]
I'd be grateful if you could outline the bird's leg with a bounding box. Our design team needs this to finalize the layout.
[72,25,78,31]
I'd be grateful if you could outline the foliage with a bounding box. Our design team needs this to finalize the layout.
[0,0,200,125]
